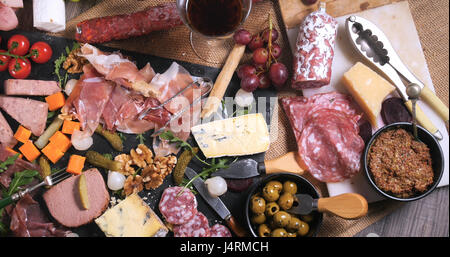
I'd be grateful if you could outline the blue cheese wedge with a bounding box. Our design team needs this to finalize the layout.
[95,194,168,237]
[191,113,270,158]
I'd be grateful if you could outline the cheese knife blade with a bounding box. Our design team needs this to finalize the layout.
[211,159,261,179]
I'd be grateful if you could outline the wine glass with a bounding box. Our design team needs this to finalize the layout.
[176,0,252,64]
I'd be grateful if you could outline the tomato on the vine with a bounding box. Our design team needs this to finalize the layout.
[0,50,11,72]
[7,35,30,56]
[8,58,32,79]
[30,41,53,64]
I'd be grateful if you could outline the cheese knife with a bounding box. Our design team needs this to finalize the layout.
[211,151,305,179]
[184,167,248,237]
[346,15,448,140]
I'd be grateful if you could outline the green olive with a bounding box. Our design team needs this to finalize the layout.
[271,228,288,237]
[250,196,266,214]
[265,202,280,217]
[277,192,294,210]
[258,224,271,237]
[286,217,302,232]
[273,211,291,228]
[266,180,283,193]
[301,214,314,223]
[287,232,297,237]
[297,220,310,236]
[282,181,298,195]
[262,185,280,202]
[251,213,266,225]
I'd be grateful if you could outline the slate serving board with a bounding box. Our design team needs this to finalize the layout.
[0,30,277,237]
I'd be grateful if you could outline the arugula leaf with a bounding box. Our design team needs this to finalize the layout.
[136,134,146,145]
[4,170,39,197]
[0,154,19,173]
[118,132,126,142]
[159,131,210,166]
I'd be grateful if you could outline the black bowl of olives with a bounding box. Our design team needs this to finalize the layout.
[245,173,323,237]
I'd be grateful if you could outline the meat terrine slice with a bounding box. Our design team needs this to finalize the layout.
[0,96,48,136]
[0,112,16,147]
[43,168,110,228]
[4,79,61,96]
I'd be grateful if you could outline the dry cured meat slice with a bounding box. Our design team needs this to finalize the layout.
[173,212,211,237]
[298,109,364,182]
[158,186,198,225]
[210,224,232,237]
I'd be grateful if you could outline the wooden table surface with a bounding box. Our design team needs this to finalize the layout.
[14,0,449,237]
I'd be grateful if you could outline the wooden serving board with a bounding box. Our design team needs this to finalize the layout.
[282,1,449,203]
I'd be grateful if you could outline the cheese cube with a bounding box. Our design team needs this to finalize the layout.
[95,194,168,237]
[342,62,396,127]
[191,113,270,158]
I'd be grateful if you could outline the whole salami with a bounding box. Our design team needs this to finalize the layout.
[159,186,198,225]
[173,212,211,237]
[75,2,183,44]
[292,3,338,90]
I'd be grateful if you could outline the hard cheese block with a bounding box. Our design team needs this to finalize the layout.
[95,194,168,237]
[191,113,270,158]
[342,62,395,127]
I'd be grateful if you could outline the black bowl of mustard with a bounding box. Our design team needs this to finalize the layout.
[363,122,444,202]
[245,173,323,237]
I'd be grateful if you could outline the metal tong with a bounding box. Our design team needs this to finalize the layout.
[137,77,213,136]
[346,15,449,140]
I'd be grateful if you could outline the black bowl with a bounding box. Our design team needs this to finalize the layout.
[245,173,323,237]
[363,122,444,202]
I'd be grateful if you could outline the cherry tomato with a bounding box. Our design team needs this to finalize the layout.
[30,41,53,64]
[8,58,32,79]
[0,50,11,72]
[7,35,30,56]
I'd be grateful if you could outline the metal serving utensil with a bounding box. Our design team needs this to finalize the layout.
[0,170,72,209]
[406,83,422,141]
[346,15,448,141]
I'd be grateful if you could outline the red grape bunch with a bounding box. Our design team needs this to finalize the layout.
[233,18,288,93]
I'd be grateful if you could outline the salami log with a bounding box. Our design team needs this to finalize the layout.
[158,186,198,225]
[292,3,338,90]
[173,212,211,237]
[75,2,183,44]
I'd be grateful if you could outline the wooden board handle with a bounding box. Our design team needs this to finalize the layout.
[264,152,305,175]
[405,100,442,139]
[317,193,368,219]
[201,44,246,118]
[226,215,248,237]
[420,86,449,123]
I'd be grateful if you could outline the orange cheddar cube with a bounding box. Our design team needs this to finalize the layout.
[45,92,66,111]
[67,155,86,175]
[61,120,81,135]
[42,143,65,164]
[19,141,41,162]
[14,125,32,143]
[49,131,72,152]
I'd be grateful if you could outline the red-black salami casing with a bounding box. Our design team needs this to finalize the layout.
[292,4,338,90]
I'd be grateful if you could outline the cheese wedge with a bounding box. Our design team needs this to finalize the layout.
[191,113,270,158]
[95,194,168,237]
[342,62,396,127]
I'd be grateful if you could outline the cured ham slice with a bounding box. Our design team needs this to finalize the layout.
[4,79,61,96]
[78,44,158,97]
[62,64,113,135]
[0,96,48,136]
[0,0,23,8]
[0,112,16,147]
[0,4,18,31]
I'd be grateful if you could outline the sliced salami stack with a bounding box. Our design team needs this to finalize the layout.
[281,92,365,182]
[159,186,232,237]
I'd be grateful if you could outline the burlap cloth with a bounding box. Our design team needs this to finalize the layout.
[57,0,449,237]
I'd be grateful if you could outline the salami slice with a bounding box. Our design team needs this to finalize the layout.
[210,224,232,237]
[173,212,211,237]
[298,109,364,182]
[159,186,197,225]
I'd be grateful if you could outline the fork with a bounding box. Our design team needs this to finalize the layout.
[0,170,72,209]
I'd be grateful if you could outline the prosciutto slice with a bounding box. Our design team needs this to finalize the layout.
[62,64,113,135]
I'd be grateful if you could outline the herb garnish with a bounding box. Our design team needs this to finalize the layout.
[2,169,39,198]
[159,131,210,167]
[0,154,19,173]
[54,42,80,88]
[136,134,146,145]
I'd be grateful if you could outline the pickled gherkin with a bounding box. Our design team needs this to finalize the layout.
[86,151,122,171]
[95,125,124,152]
[173,148,198,185]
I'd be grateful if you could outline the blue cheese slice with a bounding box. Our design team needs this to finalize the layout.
[191,113,270,158]
[95,194,168,237]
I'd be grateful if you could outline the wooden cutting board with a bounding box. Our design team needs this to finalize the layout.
[279,0,403,29]
[282,0,449,203]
